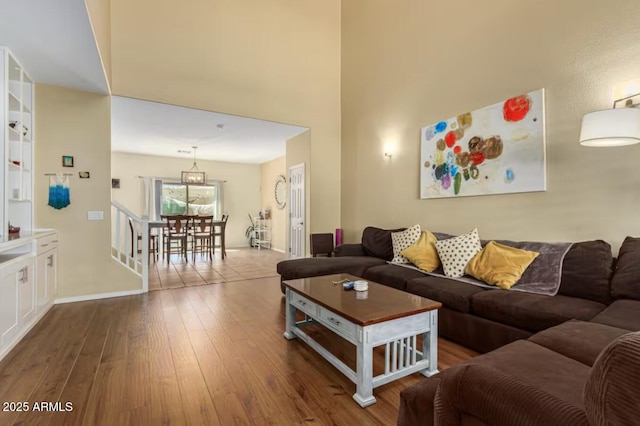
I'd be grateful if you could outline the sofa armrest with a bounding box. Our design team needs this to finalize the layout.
[334,243,366,257]
[434,364,588,426]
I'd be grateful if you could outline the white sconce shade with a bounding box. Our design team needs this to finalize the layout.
[579,108,640,147]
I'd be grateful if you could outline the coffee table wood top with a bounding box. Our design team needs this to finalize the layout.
[282,273,441,326]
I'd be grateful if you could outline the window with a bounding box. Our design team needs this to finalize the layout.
[159,182,220,218]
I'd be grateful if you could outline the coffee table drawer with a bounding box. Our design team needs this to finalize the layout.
[318,307,356,340]
[290,292,317,316]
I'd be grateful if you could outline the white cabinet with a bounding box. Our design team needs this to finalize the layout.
[0,232,58,360]
[36,238,57,314]
[254,218,271,249]
[0,256,34,346]
[1,46,34,240]
[0,262,19,346]
[18,257,35,326]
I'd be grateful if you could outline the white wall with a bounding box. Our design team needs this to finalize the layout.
[111,152,260,248]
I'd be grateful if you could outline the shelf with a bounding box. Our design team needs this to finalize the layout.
[8,198,31,203]
[22,103,31,114]
[8,162,20,171]
[8,91,20,111]
[8,126,20,141]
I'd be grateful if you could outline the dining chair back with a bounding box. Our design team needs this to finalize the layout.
[214,214,229,259]
[162,215,191,261]
[191,215,215,260]
[129,217,158,262]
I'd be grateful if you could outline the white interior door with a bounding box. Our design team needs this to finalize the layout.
[289,163,305,258]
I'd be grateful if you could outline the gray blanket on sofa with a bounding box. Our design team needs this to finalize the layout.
[393,237,573,296]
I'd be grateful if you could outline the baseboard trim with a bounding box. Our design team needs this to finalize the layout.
[271,248,285,253]
[55,289,145,304]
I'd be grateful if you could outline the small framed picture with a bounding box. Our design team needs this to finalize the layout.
[62,155,74,167]
[112,178,120,189]
[79,171,90,179]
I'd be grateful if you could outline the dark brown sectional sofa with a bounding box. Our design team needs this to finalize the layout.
[277,227,631,353]
[277,228,640,425]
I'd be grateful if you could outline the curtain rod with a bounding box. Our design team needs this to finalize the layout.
[44,173,73,176]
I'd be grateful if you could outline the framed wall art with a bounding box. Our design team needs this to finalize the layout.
[420,89,546,199]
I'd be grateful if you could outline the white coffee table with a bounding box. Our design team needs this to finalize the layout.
[283,273,441,407]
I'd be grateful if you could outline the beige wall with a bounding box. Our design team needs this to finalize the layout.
[34,84,139,298]
[286,130,312,256]
[84,0,112,88]
[111,152,260,248]
[260,156,286,252]
[110,0,342,242]
[341,0,640,252]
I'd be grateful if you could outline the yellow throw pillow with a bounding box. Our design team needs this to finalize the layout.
[401,230,440,272]
[465,241,539,290]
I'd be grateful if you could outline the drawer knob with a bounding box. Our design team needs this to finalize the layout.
[328,317,341,325]
[298,300,306,306]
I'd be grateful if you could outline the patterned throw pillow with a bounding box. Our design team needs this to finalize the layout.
[434,228,482,278]
[391,224,422,264]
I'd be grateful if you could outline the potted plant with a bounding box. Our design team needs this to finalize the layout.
[245,213,256,247]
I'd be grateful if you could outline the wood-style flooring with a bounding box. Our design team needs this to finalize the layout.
[0,276,478,425]
[150,248,285,290]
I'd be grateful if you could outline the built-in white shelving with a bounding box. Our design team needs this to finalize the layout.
[1,46,34,239]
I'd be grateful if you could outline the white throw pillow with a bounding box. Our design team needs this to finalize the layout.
[434,228,482,278]
[391,224,422,264]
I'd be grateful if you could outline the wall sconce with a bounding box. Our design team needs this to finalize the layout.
[580,82,640,147]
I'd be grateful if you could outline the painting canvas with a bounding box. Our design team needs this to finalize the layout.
[420,89,546,199]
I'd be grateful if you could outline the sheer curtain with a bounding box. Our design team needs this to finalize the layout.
[141,177,161,221]
[211,180,224,219]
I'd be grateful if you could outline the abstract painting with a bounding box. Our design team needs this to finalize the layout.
[420,89,546,199]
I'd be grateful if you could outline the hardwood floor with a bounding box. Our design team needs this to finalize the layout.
[0,276,477,425]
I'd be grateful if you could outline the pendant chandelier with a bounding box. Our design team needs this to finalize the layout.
[181,146,207,185]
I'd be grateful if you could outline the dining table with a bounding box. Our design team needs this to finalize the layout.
[150,217,227,260]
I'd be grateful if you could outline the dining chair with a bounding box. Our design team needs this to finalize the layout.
[213,214,229,259]
[129,217,158,262]
[191,215,214,260]
[161,215,191,262]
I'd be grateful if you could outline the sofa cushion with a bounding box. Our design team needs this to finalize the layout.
[459,340,591,409]
[610,236,640,300]
[470,291,606,332]
[528,320,629,366]
[391,224,422,264]
[584,331,640,426]
[276,256,386,280]
[406,277,485,313]
[465,241,539,290]
[558,240,613,305]
[434,228,482,278]
[361,227,404,260]
[398,375,441,426]
[401,230,440,272]
[590,299,640,331]
[362,264,426,291]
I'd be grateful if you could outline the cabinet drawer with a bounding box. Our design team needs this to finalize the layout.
[290,292,317,317]
[318,306,356,341]
[36,234,58,255]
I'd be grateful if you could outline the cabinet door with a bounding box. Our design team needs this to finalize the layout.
[0,265,19,347]
[18,258,35,325]
[46,250,57,304]
[36,253,47,313]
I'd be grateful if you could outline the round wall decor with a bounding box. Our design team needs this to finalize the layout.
[275,174,287,209]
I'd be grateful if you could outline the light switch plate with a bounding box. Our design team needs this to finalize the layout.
[88,211,104,221]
